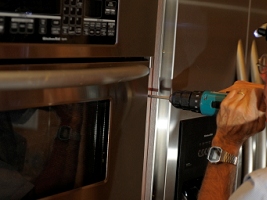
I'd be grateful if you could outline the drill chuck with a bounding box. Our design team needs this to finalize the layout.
[169,90,227,116]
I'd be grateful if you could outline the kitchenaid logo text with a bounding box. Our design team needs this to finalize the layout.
[197,132,214,158]
[204,133,214,138]
[42,37,68,41]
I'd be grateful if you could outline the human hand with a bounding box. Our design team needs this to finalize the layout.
[214,81,266,152]
[220,80,264,93]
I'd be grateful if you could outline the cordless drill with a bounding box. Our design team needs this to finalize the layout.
[149,90,227,116]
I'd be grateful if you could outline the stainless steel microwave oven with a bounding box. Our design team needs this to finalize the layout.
[0,0,158,59]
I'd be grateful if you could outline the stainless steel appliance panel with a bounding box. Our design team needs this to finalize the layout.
[249,0,267,57]
[172,0,249,92]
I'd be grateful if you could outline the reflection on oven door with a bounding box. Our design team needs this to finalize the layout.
[0,100,110,199]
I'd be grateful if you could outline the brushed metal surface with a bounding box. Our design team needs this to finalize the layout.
[0,63,149,90]
[0,65,149,200]
[0,61,149,111]
[0,0,158,59]
[150,0,179,199]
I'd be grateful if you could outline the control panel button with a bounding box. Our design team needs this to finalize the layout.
[75,27,82,35]
[77,1,83,8]
[64,7,70,15]
[63,16,69,25]
[27,23,34,34]
[51,27,60,35]
[95,22,101,29]
[39,26,47,34]
[70,0,76,6]
[76,8,82,15]
[0,18,4,34]
[76,17,82,25]
[108,29,115,36]
[110,9,116,15]
[40,19,47,26]
[106,1,117,7]
[68,26,75,35]
[0,25,4,34]
[89,29,95,36]
[108,22,115,29]
[10,22,18,33]
[70,7,76,15]
[62,26,69,35]
[84,21,89,27]
[89,22,95,28]
[101,29,107,36]
[52,20,61,26]
[101,22,107,28]
[19,23,26,33]
[83,27,89,35]
[69,17,75,25]
[95,30,101,36]
[0,18,4,24]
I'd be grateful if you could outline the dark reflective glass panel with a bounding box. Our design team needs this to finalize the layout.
[0,100,110,199]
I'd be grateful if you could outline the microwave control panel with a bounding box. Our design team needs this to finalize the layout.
[0,0,118,44]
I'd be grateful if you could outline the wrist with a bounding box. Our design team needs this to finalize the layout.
[212,135,241,156]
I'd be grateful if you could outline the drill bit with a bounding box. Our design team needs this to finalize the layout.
[148,95,170,100]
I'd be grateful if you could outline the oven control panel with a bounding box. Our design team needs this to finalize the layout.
[0,0,118,44]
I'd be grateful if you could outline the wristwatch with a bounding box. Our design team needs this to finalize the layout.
[207,146,238,165]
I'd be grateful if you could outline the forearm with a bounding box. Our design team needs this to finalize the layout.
[198,135,240,200]
[198,163,237,200]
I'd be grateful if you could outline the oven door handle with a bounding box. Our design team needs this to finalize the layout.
[0,64,149,90]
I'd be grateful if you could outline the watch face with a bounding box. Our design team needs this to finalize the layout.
[208,147,222,163]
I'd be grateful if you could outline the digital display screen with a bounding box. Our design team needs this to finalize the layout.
[0,0,60,15]
[208,148,220,161]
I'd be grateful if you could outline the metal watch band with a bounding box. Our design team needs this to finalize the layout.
[207,146,238,165]
[221,151,238,165]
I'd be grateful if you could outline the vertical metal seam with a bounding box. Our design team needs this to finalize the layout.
[160,0,179,199]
